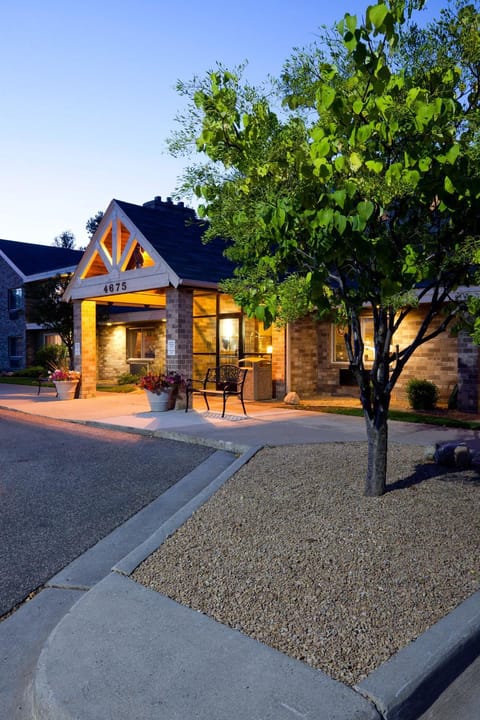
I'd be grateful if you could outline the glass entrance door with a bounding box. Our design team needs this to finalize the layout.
[218,316,240,365]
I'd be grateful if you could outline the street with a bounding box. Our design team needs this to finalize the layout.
[0,408,214,618]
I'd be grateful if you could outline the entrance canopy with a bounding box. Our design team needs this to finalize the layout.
[64,200,176,308]
[64,196,235,308]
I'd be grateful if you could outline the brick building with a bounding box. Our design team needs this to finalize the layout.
[0,240,82,370]
[2,196,479,412]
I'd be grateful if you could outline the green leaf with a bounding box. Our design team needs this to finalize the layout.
[332,189,347,208]
[357,124,373,143]
[312,137,331,158]
[445,144,460,165]
[385,162,402,185]
[353,99,364,115]
[365,160,383,173]
[316,208,334,227]
[357,200,374,221]
[419,157,432,172]
[316,84,336,110]
[345,13,357,33]
[350,152,363,171]
[254,305,266,322]
[367,3,389,30]
[334,213,347,235]
[444,176,456,194]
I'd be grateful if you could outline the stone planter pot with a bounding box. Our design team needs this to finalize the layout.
[145,390,169,412]
[54,380,78,401]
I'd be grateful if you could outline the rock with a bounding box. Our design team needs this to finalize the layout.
[284,391,300,405]
[434,442,472,468]
[424,445,436,461]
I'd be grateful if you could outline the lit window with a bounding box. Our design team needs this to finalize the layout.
[333,318,374,363]
[126,328,157,359]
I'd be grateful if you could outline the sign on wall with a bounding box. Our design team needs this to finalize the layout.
[167,339,176,356]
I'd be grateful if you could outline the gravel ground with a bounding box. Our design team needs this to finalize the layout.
[133,442,480,686]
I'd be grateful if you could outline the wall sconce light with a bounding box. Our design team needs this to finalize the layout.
[266,345,273,354]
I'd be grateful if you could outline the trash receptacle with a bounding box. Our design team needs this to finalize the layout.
[239,358,272,400]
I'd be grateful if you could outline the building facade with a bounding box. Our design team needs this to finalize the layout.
[0,239,83,371]
[2,197,479,412]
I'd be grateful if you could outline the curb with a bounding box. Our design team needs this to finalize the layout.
[355,588,480,720]
[113,444,262,576]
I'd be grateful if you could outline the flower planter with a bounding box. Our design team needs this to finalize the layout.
[54,380,78,401]
[145,390,169,412]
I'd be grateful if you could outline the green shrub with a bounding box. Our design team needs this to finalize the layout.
[117,371,142,385]
[12,366,46,378]
[35,344,68,370]
[406,378,439,410]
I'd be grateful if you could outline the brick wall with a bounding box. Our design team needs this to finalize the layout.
[96,323,166,381]
[392,310,458,405]
[291,308,461,407]
[74,300,97,398]
[166,287,193,377]
[97,325,128,381]
[0,257,25,370]
[289,317,319,396]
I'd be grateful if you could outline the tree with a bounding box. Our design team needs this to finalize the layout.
[86,211,104,240]
[170,0,480,496]
[53,230,76,249]
[27,275,75,368]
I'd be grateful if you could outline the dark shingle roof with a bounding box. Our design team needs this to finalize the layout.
[0,239,83,277]
[115,199,235,284]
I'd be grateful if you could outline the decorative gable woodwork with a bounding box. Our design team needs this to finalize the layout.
[64,201,180,307]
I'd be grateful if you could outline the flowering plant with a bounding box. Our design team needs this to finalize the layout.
[49,368,81,382]
[138,371,184,395]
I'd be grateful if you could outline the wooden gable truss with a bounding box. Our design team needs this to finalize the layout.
[63,200,180,307]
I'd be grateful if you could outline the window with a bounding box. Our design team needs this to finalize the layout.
[43,333,62,346]
[243,316,272,356]
[126,328,157,359]
[8,287,23,312]
[333,318,374,363]
[8,336,22,368]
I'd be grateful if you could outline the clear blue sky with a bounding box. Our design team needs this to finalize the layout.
[1,0,446,247]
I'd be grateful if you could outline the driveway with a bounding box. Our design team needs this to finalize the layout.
[0,409,214,617]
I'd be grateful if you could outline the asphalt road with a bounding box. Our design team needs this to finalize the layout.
[0,409,214,617]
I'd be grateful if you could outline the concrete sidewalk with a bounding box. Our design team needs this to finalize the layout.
[1,383,480,720]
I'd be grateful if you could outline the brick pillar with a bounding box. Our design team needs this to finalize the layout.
[166,287,193,378]
[271,324,286,398]
[73,300,97,398]
[457,331,479,413]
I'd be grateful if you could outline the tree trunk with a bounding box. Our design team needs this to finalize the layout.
[364,409,388,496]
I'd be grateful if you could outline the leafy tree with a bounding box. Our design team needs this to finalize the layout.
[86,211,104,240]
[170,0,480,496]
[27,275,75,368]
[53,230,76,249]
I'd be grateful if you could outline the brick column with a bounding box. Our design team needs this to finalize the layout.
[166,287,193,378]
[457,331,479,413]
[73,300,97,398]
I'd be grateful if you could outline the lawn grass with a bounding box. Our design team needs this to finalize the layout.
[0,377,138,393]
[300,402,480,430]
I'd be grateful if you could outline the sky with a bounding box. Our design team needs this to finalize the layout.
[0,0,447,247]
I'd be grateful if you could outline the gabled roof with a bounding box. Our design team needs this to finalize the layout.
[0,238,83,281]
[114,198,234,284]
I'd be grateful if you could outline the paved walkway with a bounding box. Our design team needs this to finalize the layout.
[1,383,479,720]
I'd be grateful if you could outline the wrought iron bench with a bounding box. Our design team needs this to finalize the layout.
[185,365,248,417]
[37,375,57,396]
